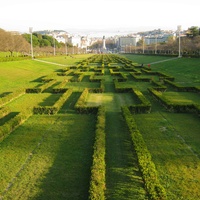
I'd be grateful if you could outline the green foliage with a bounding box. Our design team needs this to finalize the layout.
[0,111,31,142]
[26,79,57,93]
[33,89,73,114]
[89,106,106,200]
[148,88,200,114]
[122,106,167,200]
[0,89,25,107]
[23,33,61,48]
[0,107,10,119]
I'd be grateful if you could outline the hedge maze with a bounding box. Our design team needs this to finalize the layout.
[0,54,200,199]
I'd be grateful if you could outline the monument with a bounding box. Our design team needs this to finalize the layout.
[101,36,107,53]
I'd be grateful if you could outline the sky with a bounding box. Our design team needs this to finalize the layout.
[0,0,199,36]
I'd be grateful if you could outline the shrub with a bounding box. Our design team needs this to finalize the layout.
[0,111,32,142]
[89,106,106,200]
[0,107,11,119]
[121,106,167,199]
[33,89,73,114]
[26,79,57,93]
[0,89,25,107]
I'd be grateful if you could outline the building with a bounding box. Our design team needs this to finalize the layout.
[117,36,140,52]
[68,35,81,47]
[144,33,175,45]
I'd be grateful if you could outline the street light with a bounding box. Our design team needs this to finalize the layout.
[29,27,34,59]
[53,33,56,56]
[65,33,68,55]
[155,35,157,54]
[142,36,145,54]
[177,25,182,57]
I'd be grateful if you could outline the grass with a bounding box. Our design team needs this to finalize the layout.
[38,54,92,65]
[162,91,200,104]
[0,54,200,199]
[134,112,200,199]
[105,111,147,200]
[1,114,96,200]
[86,93,137,108]
[0,60,64,93]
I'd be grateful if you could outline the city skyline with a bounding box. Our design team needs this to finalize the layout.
[0,0,199,36]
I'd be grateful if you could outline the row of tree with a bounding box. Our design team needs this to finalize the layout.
[0,29,30,56]
[0,29,71,57]
[134,26,200,56]
[0,26,199,57]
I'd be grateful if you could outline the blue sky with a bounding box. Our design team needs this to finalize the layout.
[0,0,199,35]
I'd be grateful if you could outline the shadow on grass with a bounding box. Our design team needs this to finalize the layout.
[0,112,19,126]
[38,93,62,106]
[105,111,147,200]
[32,114,96,200]
[58,92,81,114]
[0,92,12,98]
[30,76,46,83]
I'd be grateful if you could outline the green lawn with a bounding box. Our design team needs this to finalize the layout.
[134,112,200,199]
[1,114,96,200]
[0,54,199,199]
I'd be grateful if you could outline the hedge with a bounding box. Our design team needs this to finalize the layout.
[164,80,200,92]
[89,106,106,200]
[130,72,151,82]
[0,107,11,119]
[52,79,68,93]
[122,106,167,200]
[0,89,25,107]
[75,88,99,114]
[26,79,57,93]
[129,89,152,114]
[148,88,200,114]
[33,89,73,115]
[0,111,32,142]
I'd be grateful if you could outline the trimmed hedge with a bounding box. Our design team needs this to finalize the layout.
[0,107,11,119]
[157,72,175,81]
[33,89,73,115]
[130,72,151,82]
[164,80,200,92]
[0,111,32,142]
[0,89,25,107]
[89,106,106,200]
[26,79,57,93]
[75,88,99,114]
[129,89,151,114]
[52,79,68,93]
[148,88,200,114]
[122,106,167,200]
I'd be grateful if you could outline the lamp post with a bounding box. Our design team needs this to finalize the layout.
[29,27,33,59]
[53,33,56,56]
[65,33,68,55]
[177,25,182,57]
[155,35,157,54]
[142,36,145,54]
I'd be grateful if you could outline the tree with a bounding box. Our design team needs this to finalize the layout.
[186,26,199,38]
[0,29,29,56]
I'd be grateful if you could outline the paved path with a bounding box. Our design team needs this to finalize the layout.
[34,59,68,67]
[148,57,180,65]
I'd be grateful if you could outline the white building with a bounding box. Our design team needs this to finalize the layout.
[144,33,175,45]
[68,35,81,47]
[118,36,140,47]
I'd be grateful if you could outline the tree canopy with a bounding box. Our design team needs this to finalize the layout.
[23,33,62,48]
